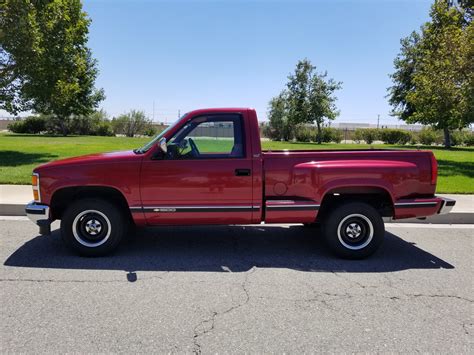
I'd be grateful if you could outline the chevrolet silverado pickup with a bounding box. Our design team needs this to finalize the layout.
[26,108,455,258]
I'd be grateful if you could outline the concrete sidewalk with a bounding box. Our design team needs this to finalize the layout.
[0,184,473,223]
[0,185,33,216]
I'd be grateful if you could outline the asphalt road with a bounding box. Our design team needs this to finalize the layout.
[1,218,473,353]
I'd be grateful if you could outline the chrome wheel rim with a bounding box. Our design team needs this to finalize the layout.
[72,210,111,248]
[337,214,374,250]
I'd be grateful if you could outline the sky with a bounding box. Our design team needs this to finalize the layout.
[5,0,435,125]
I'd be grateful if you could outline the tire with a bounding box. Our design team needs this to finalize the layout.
[60,198,127,256]
[322,202,384,259]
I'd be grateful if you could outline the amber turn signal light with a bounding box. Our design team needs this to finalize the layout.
[33,189,40,201]
[32,174,38,187]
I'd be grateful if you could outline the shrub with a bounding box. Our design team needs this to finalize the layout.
[70,116,95,135]
[261,120,293,141]
[354,128,380,144]
[353,129,363,144]
[450,131,463,146]
[8,116,47,134]
[315,127,343,143]
[294,126,312,142]
[72,110,113,136]
[261,123,279,140]
[143,126,157,137]
[261,123,272,139]
[379,129,411,144]
[95,121,114,136]
[112,110,153,137]
[418,128,438,145]
[328,127,343,143]
[397,131,412,145]
[43,110,114,136]
[450,130,474,146]
[316,129,327,143]
[464,133,474,146]
[68,111,112,136]
[8,120,27,133]
[409,132,419,145]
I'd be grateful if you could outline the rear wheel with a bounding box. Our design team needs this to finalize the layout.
[322,202,384,259]
[60,198,127,256]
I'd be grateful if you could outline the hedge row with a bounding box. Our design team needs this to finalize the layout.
[294,126,343,143]
[353,128,474,146]
[8,111,158,137]
[8,114,115,136]
[353,128,412,145]
[261,125,474,146]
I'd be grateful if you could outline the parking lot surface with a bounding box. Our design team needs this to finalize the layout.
[1,219,472,353]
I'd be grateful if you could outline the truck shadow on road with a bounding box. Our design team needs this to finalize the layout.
[4,224,454,275]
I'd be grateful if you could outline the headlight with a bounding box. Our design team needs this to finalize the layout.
[32,172,41,202]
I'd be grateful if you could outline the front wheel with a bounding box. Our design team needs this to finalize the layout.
[60,198,126,256]
[322,202,384,259]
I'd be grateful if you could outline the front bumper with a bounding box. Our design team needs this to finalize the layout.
[25,201,51,235]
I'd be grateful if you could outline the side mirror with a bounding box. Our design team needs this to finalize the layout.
[158,137,167,153]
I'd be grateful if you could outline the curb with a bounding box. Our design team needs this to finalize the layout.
[2,203,473,224]
[0,204,27,217]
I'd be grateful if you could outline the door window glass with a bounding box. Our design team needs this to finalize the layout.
[166,115,245,159]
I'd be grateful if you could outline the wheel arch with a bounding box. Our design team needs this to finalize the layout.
[50,186,132,222]
[317,185,394,221]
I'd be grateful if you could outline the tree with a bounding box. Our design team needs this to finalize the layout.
[112,110,153,137]
[449,0,473,22]
[387,31,422,122]
[266,93,291,141]
[267,59,342,143]
[0,0,104,135]
[388,0,473,147]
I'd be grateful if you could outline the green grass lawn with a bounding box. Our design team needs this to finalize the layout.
[1,133,473,193]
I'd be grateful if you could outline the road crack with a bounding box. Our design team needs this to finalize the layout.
[0,273,168,284]
[407,293,473,303]
[192,267,255,354]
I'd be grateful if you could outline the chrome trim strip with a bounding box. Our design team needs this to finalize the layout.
[266,206,320,211]
[130,203,320,213]
[266,202,320,212]
[266,204,320,208]
[394,202,438,208]
[130,205,260,213]
[143,205,255,209]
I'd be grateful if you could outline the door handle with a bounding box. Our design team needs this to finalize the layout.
[235,169,251,176]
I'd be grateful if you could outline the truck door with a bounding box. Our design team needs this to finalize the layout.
[139,113,255,225]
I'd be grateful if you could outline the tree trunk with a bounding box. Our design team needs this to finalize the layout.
[316,122,322,144]
[443,127,451,148]
[59,119,68,136]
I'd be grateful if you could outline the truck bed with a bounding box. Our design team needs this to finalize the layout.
[262,148,435,203]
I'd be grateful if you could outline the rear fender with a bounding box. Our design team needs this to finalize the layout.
[293,159,415,203]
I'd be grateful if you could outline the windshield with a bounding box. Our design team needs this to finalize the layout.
[134,114,187,154]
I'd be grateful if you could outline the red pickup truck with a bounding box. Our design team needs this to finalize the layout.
[26,108,455,258]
